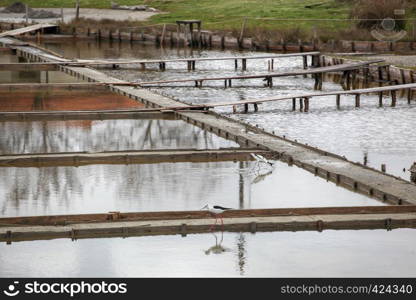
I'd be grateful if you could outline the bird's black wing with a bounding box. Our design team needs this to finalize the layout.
[213,205,232,210]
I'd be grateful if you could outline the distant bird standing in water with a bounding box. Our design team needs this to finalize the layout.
[201,204,232,231]
[250,153,274,167]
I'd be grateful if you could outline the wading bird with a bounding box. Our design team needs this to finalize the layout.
[250,153,274,167]
[201,204,232,231]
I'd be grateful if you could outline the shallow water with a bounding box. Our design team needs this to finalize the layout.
[0,119,235,154]
[0,89,145,111]
[1,229,415,277]
[0,51,81,84]
[0,159,381,217]
[38,40,416,179]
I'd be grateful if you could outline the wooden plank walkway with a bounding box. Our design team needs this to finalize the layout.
[202,82,416,112]
[0,148,269,167]
[0,24,58,38]
[2,82,412,114]
[4,37,416,206]
[136,60,384,87]
[1,206,415,242]
[0,109,177,122]
[0,82,110,92]
[0,51,321,71]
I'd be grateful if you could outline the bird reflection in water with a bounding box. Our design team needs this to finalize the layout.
[204,231,230,255]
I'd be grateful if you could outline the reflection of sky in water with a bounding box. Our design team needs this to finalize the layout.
[40,39,415,180]
[0,119,236,154]
[0,160,381,217]
[1,229,415,277]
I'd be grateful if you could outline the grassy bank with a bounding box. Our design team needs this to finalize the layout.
[3,0,416,41]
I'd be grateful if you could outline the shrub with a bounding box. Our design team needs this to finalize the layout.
[351,0,407,30]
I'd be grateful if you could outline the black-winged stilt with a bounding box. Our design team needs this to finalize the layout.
[201,204,232,230]
[250,153,274,167]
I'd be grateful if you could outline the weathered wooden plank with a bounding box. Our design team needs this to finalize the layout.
[1,205,415,226]
[0,24,58,38]
[0,110,177,122]
[137,60,384,86]
[0,148,270,168]
[1,208,416,242]
[0,51,321,70]
[0,63,57,71]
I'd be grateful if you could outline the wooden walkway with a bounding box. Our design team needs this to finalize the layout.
[2,82,412,114]
[0,109,177,122]
[1,206,415,242]
[136,60,384,88]
[0,148,269,167]
[0,51,320,71]
[0,23,58,38]
[0,52,321,71]
[202,82,416,112]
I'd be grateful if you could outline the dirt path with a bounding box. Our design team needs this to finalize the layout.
[0,7,159,23]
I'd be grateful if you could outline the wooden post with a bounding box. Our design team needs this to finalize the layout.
[242,58,247,71]
[292,98,296,111]
[228,79,232,87]
[407,89,412,104]
[355,94,361,107]
[303,56,308,70]
[161,24,166,46]
[254,103,258,112]
[299,98,304,111]
[379,92,383,107]
[221,35,225,49]
[235,59,238,70]
[25,4,29,25]
[336,94,341,109]
[391,90,397,107]
[61,7,64,23]
[378,66,384,87]
[75,0,80,21]
[304,97,309,112]
[244,103,249,113]
[381,164,386,173]
[318,73,323,90]
[189,23,194,46]
[239,18,247,48]
[176,24,180,47]
[346,71,351,90]
[197,22,202,48]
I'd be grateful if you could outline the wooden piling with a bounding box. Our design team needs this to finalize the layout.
[355,94,361,107]
[391,90,397,107]
[304,97,310,112]
[292,98,296,111]
[242,58,247,71]
[336,94,341,109]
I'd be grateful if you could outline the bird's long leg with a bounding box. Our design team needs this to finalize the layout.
[220,215,224,231]
[210,215,218,232]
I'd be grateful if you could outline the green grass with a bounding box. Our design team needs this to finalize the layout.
[2,0,416,39]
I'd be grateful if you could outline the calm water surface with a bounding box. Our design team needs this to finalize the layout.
[0,159,381,217]
[1,229,415,277]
